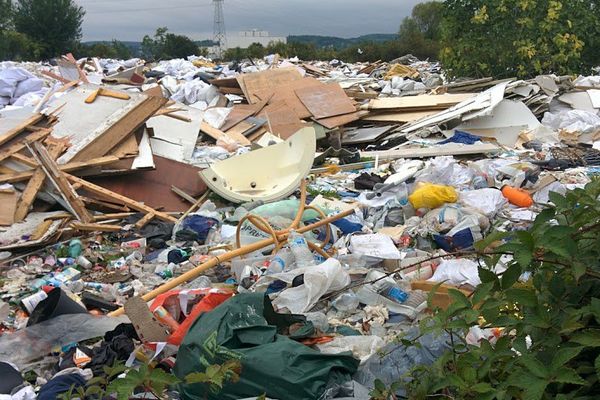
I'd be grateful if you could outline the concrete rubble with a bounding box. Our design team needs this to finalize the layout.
[0,52,599,399]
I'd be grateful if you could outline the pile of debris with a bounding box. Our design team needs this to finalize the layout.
[0,52,599,399]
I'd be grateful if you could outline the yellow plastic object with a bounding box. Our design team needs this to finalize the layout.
[408,183,458,209]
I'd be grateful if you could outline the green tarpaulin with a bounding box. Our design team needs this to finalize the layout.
[174,293,359,400]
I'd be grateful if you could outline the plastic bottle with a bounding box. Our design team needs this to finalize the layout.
[377,281,409,303]
[68,239,83,258]
[267,249,294,274]
[501,186,533,207]
[287,230,315,268]
[332,292,360,312]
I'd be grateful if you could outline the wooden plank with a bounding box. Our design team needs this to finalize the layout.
[295,82,356,119]
[93,212,135,221]
[134,213,155,229]
[200,121,251,146]
[0,190,18,226]
[237,67,303,103]
[30,219,55,241]
[0,113,44,147]
[363,93,476,111]
[14,143,66,222]
[41,70,70,84]
[70,95,167,162]
[9,153,38,167]
[67,174,177,223]
[28,142,93,223]
[171,186,197,204]
[302,63,327,76]
[0,129,51,164]
[71,222,122,232]
[81,196,131,212]
[0,155,120,184]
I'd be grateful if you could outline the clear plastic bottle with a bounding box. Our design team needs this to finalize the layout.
[266,249,294,274]
[287,230,315,268]
[332,292,360,312]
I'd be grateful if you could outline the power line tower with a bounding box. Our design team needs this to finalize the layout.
[213,0,226,59]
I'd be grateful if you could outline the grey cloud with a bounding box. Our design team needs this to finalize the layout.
[75,0,424,41]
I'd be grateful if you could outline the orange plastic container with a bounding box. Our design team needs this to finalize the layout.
[501,186,533,207]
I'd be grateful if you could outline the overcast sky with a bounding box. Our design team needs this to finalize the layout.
[75,0,424,41]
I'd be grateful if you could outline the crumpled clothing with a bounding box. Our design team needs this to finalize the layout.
[37,374,86,400]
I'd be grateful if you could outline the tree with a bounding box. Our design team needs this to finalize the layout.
[441,0,600,78]
[411,1,444,41]
[13,0,84,59]
[246,42,266,59]
[142,27,199,60]
[397,1,443,60]
[111,40,132,60]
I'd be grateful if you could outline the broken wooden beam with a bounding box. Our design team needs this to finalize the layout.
[0,155,121,184]
[28,142,93,223]
[14,143,65,222]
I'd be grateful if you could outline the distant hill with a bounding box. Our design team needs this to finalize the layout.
[288,34,398,49]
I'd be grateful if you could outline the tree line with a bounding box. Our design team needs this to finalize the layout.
[2,0,600,79]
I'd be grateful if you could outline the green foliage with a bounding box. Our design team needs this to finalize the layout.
[141,27,199,60]
[402,178,600,399]
[58,359,242,399]
[13,0,84,59]
[106,363,179,400]
[184,359,242,394]
[441,0,600,78]
[0,0,13,31]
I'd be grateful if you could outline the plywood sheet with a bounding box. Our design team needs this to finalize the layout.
[314,111,362,129]
[88,156,207,212]
[48,84,149,164]
[237,67,303,104]
[259,102,305,139]
[254,77,322,119]
[295,83,356,119]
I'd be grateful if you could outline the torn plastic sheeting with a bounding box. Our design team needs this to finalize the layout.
[317,335,386,364]
[354,329,452,398]
[542,109,600,135]
[254,258,351,314]
[199,127,316,203]
[0,314,129,368]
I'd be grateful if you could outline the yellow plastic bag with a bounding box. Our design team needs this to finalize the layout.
[409,183,458,209]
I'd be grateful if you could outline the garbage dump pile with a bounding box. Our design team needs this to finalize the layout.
[0,53,599,399]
